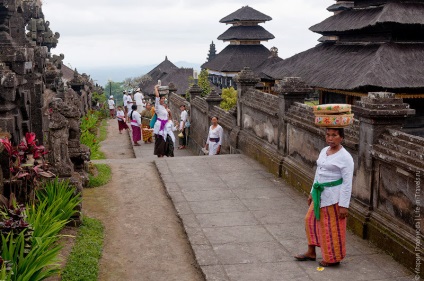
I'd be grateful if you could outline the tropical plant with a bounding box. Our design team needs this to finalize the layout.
[198,69,211,97]
[220,87,237,111]
[0,133,54,204]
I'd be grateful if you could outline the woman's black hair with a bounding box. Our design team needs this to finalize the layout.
[326,127,345,138]
[131,104,137,110]
[212,116,219,120]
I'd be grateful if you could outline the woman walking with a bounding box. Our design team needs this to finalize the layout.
[164,111,178,157]
[204,116,223,155]
[295,128,354,267]
[153,85,169,157]
[116,106,129,134]
[129,104,142,146]
[108,95,115,118]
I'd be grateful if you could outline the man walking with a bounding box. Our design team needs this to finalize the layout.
[134,88,145,114]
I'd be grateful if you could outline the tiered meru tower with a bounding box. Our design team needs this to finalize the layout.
[202,6,281,90]
[263,0,424,135]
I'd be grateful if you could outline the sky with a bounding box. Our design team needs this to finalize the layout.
[42,0,334,84]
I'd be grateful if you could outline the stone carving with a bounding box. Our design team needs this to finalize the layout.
[47,98,73,177]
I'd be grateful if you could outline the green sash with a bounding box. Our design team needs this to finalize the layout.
[311,178,343,220]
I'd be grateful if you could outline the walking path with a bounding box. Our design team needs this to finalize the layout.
[84,119,415,281]
[83,119,203,281]
[156,155,416,281]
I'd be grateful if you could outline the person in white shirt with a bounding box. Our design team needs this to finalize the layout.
[204,116,223,155]
[178,104,188,149]
[295,128,354,267]
[107,96,115,118]
[123,91,129,120]
[129,104,142,146]
[126,93,133,122]
[153,85,170,157]
[116,106,129,134]
[164,111,178,157]
[134,88,145,114]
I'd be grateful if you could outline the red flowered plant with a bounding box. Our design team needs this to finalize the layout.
[0,132,55,204]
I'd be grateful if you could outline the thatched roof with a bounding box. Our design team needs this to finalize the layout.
[218,26,275,41]
[311,2,424,34]
[220,6,272,23]
[327,2,354,12]
[141,57,192,97]
[202,44,273,73]
[61,64,74,82]
[262,42,424,91]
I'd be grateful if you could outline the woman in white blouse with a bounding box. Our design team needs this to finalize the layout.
[153,85,170,157]
[295,128,354,267]
[204,116,223,156]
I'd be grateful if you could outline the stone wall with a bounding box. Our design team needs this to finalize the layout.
[168,67,424,276]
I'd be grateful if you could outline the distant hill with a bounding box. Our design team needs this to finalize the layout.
[81,61,201,87]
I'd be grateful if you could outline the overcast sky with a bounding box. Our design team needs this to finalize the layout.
[42,0,333,72]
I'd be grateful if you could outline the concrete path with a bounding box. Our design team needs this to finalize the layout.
[84,119,203,281]
[156,155,416,281]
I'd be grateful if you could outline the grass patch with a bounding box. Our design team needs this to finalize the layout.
[61,217,104,281]
[91,149,106,160]
[88,164,112,188]
[98,119,108,143]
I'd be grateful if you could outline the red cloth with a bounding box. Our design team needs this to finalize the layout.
[118,119,129,131]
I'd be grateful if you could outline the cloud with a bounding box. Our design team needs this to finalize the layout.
[43,0,333,71]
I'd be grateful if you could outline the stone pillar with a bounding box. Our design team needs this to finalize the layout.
[275,77,312,154]
[205,89,222,114]
[188,83,202,101]
[234,67,260,128]
[168,83,178,97]
[352,92,415,206]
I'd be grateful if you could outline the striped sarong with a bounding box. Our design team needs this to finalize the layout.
[305,203,346,263]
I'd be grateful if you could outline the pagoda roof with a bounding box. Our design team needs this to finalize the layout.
[220,6,272,24]
[327,2,354,12]
[311,2,424,34]
[262,42,424,91]
[142,67,193,97]
[147,56,178,77]
[218,26,275,41]
[202,44,274,73]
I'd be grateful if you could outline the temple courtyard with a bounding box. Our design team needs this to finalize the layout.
[84,119,416,281]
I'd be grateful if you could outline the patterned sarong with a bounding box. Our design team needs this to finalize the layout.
[142,125,153,142]
[305,203,346,263]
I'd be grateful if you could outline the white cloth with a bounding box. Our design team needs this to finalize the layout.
[129,110,141,126]
[153,97,169,135]
[134,92,145,107]
[180,110,188,130]
[310,146,354,208]
[126,96,133,111]
[108,99,115,109]
[206,124,223,155]
[116,110,125,121]
[123,94,128,107]
[164,120,177,144]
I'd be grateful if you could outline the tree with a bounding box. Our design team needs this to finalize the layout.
[198,69,211,97]
[104,81,124,105]
[123,74,152,92]
[220,87,237,111]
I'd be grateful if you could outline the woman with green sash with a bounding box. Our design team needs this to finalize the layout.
[295,128,354,267]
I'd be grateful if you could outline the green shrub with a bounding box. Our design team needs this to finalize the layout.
[61,217,104,281]
[88,164,111,188]
[0,179,81,280]
[220,87,237,111]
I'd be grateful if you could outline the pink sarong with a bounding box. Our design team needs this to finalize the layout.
[131,125,141,143]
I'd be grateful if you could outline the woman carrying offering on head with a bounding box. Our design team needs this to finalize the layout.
[295,127,354,267]
[153,85,170,157]
[129,104,142,146]
[204,116,223,156]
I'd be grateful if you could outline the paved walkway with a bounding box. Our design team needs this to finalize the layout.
[156,155,416,281]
